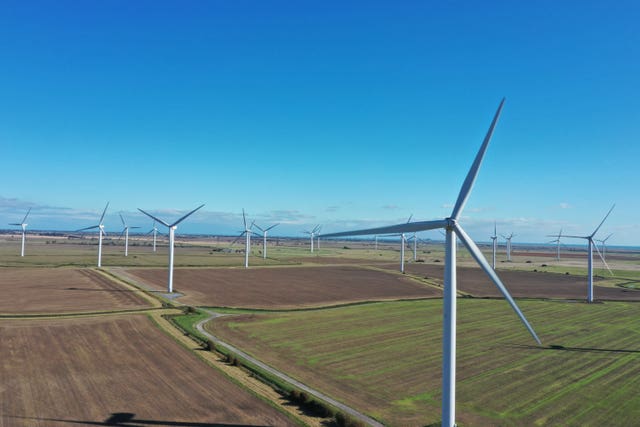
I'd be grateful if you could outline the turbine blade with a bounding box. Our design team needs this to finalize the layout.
[170,204,205,227]
[120,213,126,227]
[253,224,265,232]
[593,240,613,276]
[99,202,110,224]
[22,207,32,224]
[321,219,447,238]
[406,214,413,223]
[76,225,99,232]
[242,209,247,229]
[591,204,615,238]
[137,209,171,228]
[451,98,505,220]
[130,226,141,229]
[9,223,22,226]
[454,223,541,345]
[265,223,279,231]
[603,233,613,242]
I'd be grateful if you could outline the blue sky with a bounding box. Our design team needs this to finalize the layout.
[1,1,639,244]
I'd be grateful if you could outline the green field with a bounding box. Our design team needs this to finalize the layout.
[207,299,640,426]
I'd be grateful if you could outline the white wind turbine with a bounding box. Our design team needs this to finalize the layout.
[596,233,613,262]
[146,220,159,252]
[253,222,279,259]
[561,205,615,303]
[321,99,540,427]
[9,208,31,257]
[230,209,256,268]
[77,203,109,267]
[501,232,515,261]
[490,222,498,269]
[119,213,140,257]
[138,204,204,293]
[303,225,321,253]
[547,228,563,261]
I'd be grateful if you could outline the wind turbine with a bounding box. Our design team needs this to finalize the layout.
[146,220,159,252]
[501,232,515,261]
[230,209,256,268]
[253,222,279,259]
[490,222,498,269]
[138,204,204,293]
[316,226,322,251]
[321,99,540,427]
[119,213,140,257]
[9,208,31,257]
[77,202,109,267]
[596,233,613,262]
[561,205,615,303]
[303,225,321,253]
[547,228,563,261]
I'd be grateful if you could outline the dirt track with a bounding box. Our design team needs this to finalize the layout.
[126,266,441,308]
[0,315,296,427]
[0,268,150,314]
[399,263,640,301]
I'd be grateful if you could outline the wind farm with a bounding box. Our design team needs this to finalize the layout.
[1,2,639,427]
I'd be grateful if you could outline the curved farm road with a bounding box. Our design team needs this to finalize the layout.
[196,308,385,427]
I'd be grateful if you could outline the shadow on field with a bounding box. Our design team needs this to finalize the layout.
[509,344,640,354]
[64,287,138,293]
[7,412,270,427]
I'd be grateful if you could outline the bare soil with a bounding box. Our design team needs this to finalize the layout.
[0,314,296,427]
[0,268,150,314]
[400,263,640,301]
[125,266,441,308]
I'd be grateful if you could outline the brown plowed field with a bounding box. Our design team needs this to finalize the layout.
[399,263,640,301]
[0,268,150,314]
[0,315,296,427]
[125,266,440,308]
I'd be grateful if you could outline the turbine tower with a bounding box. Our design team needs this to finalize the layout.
[321,99,540,427]
[253,223,279,259]
[77,202,109,267]
[146,220,159,252]
[119,213,140,257]
[502,232,515,261]
[490,222,498,269]
[230,209,256,268]
[138,204,204,293]
[562,205,615,303]
[303,225,321,253]
[9,208,31,257]
[547,228,563,261]
[596,233,613,262]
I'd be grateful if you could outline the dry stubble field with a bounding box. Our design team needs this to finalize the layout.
[0,314,297,427]
[0,268,151,314]
[124,265,441,308]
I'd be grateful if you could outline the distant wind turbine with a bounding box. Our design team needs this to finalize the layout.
[146,220,159,252]
[561,205,615,303]
[119,213,140,257]
[321,99,540,427]
[230,209,256,268]
[303,225,321,253]
[501,232,515,261]
[253,222,279,259]
[490,222,498,269]
[596,233,613,262]
[138,204,204,293]
[547,228,563,261]
[77,203,109,267]
[9,208,31,257]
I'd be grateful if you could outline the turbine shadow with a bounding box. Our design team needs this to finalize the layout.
[509,343,640,354]
[6,413,270,427]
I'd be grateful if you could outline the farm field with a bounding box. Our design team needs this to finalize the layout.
[394,263,640,301]
[0,314,298,427]
[207,299,640,426]
[122,265,441,308]
[0,268,151,314]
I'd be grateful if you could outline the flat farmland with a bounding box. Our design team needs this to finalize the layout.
[124,266,441,308]
[207,299,640,426]
[0,314,297,427]
[398,263,640,301]
[0,268,151,314]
